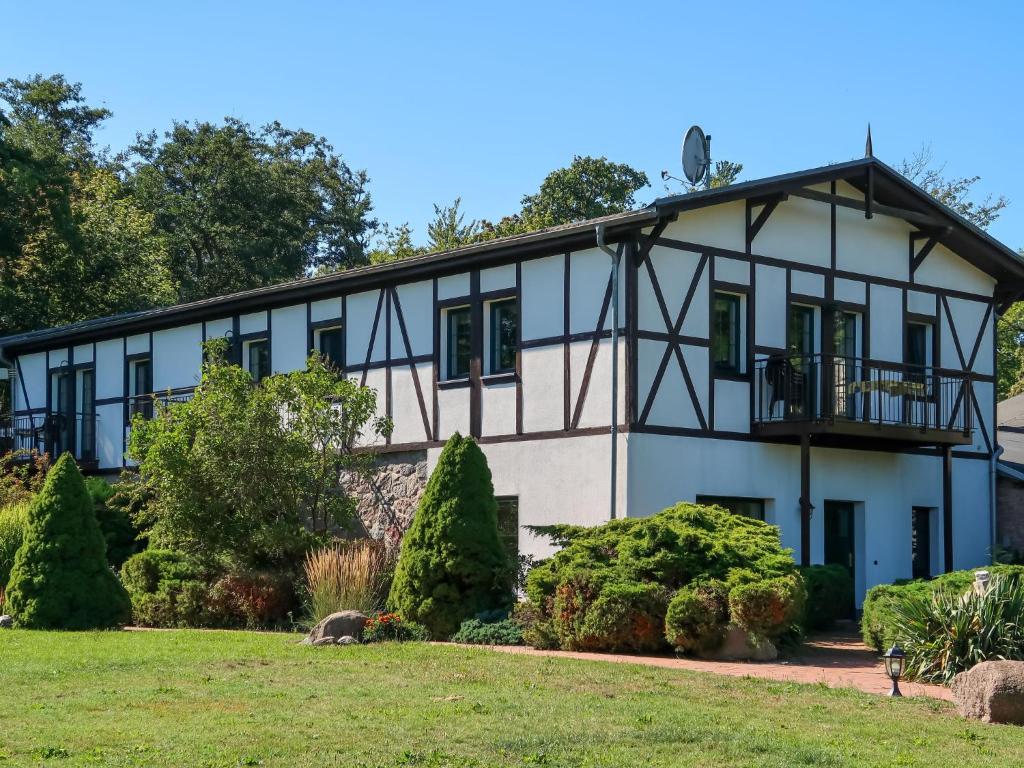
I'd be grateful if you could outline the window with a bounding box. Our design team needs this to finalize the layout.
[696,495,765,521]
[912,507,933,580]
[77,369,95,461]
[712,293,742,373]
[245,339,270,383]
[488,299,518,374]
[906,322,931,370]
[129,358,153,418]
[496,496,519,566]
[445,306,472,380]
[316,327,344,370]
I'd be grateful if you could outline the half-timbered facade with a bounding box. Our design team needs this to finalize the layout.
[3,157,1022,604]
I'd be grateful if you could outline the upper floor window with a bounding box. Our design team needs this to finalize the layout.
[445,306,472,380]
[696,494,765,521]
[244,338,270,383]
[129,358,153,418]
[488,298,518,375]
[315,327,344,370]
[712,292,743,373]
[906,322,932,370]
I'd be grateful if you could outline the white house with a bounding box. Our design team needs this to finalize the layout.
[2,157,1022,606]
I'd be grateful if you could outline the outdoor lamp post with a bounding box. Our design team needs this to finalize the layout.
[882,644,906,697]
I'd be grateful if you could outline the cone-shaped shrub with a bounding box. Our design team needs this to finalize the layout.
[388,433,512,638]
[5,453,131,629]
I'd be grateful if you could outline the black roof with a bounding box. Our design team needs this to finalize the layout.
[3,157,1022,356]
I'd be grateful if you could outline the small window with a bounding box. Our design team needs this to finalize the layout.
[245,339,270,383]
[906,322,931,370]
[446,306,472,380]
[488,299,518,374]
[316,327,344,370]
[496,496,519,565]
[712,292,742,373]
[696,495,765,521]
[129,359,153,418]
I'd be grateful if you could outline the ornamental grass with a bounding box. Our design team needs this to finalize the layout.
[303,539,392,623]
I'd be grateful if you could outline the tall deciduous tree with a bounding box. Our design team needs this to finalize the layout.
[519,155,650,228]
[128,119,376,302]
[900,145,1008,230]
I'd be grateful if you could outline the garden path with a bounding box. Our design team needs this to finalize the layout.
[482,625,953,700]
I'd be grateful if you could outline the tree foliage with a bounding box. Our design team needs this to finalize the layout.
[388,433,513,638]
[518,155,649,228]
[900,145,1008,230]
[126,341,392,569]
[128,118,376,302]
[5,453,131,629]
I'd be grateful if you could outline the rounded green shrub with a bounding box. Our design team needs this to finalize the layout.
[451,615,524,645]
[728,575,804,639]
[513,600,558,650]
[664,580,729,652]
[5,453,131,629]
[121,549,210,627]
[387,433,512,639]
[0,500,29,589]
[798,564,853,631]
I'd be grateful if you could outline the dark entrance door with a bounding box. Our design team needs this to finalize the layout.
[824,500,856,617]
[911,507,932,580]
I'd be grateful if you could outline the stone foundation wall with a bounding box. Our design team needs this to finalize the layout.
[343,450,428,549]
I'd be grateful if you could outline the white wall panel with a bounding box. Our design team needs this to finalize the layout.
[791,270,825,297]
[714,379,750,432]
[73,344,93,364]
[393,280,433,355]
[756,197,830,269]
[389,366,430,444]
[205,318,232,341]
[14,352,46,411]
[521,346,563,433]
[639,246,706,336]
[480,263,516,293]
[755,265,786,349]
[239,311,268,335]
[437,386,471,439]
[836,182,912,281]
[437,273,470,300]
[664,201,745,252]
[715,256,749,285]
[945,296,990,370]
[569,248,624,335]
[153,324,202,391]
[520,254,563,340]
[907,290,935,316]
[355,367,387,447]
[916,243,995,296]
[481,380,516,436]
[834,278,866,305]
[346,289,385,365]
[310,298,341,323]
[125,335,149,356]
[869,284,903,362]
[271,304,308,374]
[94,340,123,401]
[95,403,123,469]
[570,338,625,429]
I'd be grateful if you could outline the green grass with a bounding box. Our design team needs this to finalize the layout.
[0,630,1020,767]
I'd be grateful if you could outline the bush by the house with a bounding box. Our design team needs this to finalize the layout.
[85,477,144,569]
[799,564,853,630]
[0,499,29,591]
[388,433,513,639]
[362,612,429,643]
[121,549,210,627]
[5,454,131,629]
[525,503,803,653]
[206,571,294,628]
[513,600,558,650]
[860,565,1024,652]
[889,575,1024,684]
[451,611,524,645]
[303,539,393,624]
[0,450,50,507]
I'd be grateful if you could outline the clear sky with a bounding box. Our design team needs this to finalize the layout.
[3,1,1022,249]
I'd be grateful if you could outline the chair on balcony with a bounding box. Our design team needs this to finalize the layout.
[764,357,807,420]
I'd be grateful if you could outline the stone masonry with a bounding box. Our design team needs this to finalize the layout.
[343,450,428,550]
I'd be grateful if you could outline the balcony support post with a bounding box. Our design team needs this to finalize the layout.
[943,445,954,573]
[800,431,812,567]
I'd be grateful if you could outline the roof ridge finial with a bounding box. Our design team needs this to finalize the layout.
[865,123,874,158]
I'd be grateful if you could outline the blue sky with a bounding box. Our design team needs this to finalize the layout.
[3,1,1022,249]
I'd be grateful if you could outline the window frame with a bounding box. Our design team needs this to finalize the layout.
[314,325,345,371]
[711,291,744,375]
[695,494,766,521]
[128,357,153,418]
[486,297,518,376]
[443,305,472,381]
[243,338,271,383]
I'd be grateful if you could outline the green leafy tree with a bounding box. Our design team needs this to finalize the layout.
[388,433,512,638]
[427,197,482,252]
[366,222,424,265]
[998,295,1024,399]
[519,155,649,228]
[127,341,392,569]
[128,118,376,301]
[5,453,131,629]
[900,145,1007,230]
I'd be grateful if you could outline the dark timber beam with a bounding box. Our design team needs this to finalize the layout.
[943,445,953,573]
[910,234,940,275]
[800,432,812,567]
[865,165,874,220]
[788,187,945,228]
[748,198,782,243]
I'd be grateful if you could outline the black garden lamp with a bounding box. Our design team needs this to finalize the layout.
[882,644,906,697]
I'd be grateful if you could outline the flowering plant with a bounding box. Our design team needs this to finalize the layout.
[362,611,428,643]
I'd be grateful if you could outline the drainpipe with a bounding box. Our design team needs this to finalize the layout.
[991,444,1003,559]
[595,224,620,520]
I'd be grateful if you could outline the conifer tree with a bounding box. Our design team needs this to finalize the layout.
[388,434,512,638]
[6,453,131,628]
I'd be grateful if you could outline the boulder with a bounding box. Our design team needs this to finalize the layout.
[337,635,358,645]
[698,625,778,661]
[0,615,13,629]
[306,610,368,645]
[311,636,337,647]
[951,661,1024,724]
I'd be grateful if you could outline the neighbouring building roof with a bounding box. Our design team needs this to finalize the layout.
[998,393,1024,479]
[3,157,1023,356]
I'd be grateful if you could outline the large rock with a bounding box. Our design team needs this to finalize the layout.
[306,610,368,645]
[951,661,1024,724]
[698,625,778,661]
[0,615,13,629]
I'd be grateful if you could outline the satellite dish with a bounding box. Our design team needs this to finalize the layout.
[681,125,710,185]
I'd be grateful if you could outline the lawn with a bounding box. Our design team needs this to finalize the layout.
[0,630,1020,767]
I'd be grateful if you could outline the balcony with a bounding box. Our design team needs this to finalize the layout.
[127,388,196,420]
[0,412,99,466]
[752,353,973,448]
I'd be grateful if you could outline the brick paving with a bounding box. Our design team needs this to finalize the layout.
[485,625,952,701]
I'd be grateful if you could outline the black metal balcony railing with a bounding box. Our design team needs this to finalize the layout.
[753,353,972,444]
[0,412,99,462]
[127,388,196,419]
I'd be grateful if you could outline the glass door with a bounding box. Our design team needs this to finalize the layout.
[787,305,816,417]
[77,369,95,461]
[832,311,859,419]
[49,369,74,458]
[824,501,856,618]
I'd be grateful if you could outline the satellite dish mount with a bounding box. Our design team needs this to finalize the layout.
[681,125,712,186]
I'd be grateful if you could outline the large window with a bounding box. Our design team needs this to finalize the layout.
[712,292,742,373]
[496,496,519,566]
[446,306,472,380]
[129,358,153,418]
[696,495,765,521]
[245,339,270,383]
[316,327,344,370]
[488,299,518,374]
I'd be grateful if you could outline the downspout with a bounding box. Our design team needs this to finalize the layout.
[991,444,1003,559]
[595,224,620,520]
